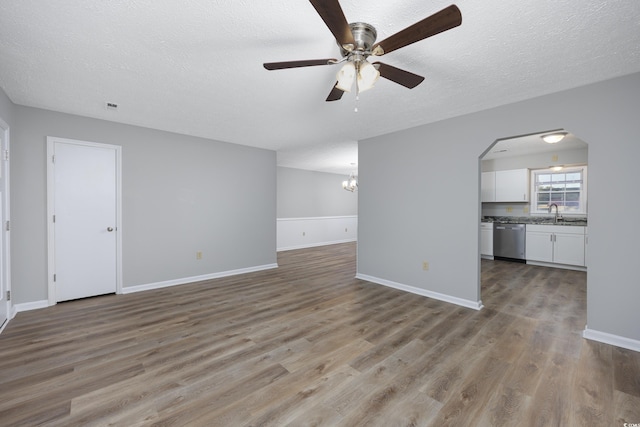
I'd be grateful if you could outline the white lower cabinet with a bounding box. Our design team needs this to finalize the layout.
[526,225,585,267]
[584,227,588,267]
[554,233,586,266]
[525,231,554,263]
[480,223,493,257]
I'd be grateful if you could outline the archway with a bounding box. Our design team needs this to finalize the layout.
[478,129,589,329]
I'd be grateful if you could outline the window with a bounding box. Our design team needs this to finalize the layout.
[530,166,587,215]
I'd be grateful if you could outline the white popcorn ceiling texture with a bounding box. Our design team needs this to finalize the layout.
[0,0,639,174]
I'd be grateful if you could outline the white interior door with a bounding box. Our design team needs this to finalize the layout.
[49,138,121,302]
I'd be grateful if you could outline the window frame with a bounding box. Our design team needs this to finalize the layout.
[529,165,588,216]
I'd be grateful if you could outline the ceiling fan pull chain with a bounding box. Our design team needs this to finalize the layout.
[355,69,360,112]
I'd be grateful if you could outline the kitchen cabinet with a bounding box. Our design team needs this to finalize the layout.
[584,226,589,267]
[480,223,493,257]
[481,169,529,202]
[526,224,585,267]
[495,169,529,202]
[481,172,496,202]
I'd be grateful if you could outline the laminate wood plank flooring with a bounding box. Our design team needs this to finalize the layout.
[1,242,639,426]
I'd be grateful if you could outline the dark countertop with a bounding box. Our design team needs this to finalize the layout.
[482,216,587,227]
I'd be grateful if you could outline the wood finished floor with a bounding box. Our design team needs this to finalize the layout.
[1,242,639,426]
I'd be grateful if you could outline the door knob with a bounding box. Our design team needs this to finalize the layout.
[107,227,114,232]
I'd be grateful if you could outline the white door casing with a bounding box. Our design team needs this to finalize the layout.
[0,119,9,328]
[47,137,122,303]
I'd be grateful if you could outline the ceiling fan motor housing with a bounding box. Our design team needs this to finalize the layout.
[339,22,377,59]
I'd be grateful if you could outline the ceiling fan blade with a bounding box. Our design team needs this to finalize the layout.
[326,84,345,102]
[263,59,338,70]
[372,5,462,56]
[373,62,425,89]
[309,0,355,50]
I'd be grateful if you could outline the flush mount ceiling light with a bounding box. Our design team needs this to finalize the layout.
[263,2,462,103]
[550,165,564,171]
[541,132,568,144]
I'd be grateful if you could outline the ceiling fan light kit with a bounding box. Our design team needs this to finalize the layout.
[336,62,356,92]
[263,1,462,103]
[356,60,380,92]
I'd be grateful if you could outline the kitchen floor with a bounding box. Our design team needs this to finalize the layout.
[481,258,587,358]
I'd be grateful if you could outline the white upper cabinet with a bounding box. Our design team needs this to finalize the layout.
[481,169,529,202]
[495,169,529,202]
[481,172,496,202]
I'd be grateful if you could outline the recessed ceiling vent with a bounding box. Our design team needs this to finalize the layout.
[105,102,118,111]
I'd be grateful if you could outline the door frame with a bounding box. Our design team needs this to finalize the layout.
[47,136,123,305]
[0,116,11,329]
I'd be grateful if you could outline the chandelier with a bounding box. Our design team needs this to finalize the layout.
[342,172,358,192]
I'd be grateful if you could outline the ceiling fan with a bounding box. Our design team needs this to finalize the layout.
[263,0,462,102]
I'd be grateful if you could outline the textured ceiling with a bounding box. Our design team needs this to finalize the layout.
[1,1,639,174]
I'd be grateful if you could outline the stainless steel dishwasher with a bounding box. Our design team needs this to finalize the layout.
[493,223,526,262]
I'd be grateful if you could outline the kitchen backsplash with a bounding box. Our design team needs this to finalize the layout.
[482,202,528,217]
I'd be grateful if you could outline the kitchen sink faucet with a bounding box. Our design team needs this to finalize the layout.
[549,203,563,223]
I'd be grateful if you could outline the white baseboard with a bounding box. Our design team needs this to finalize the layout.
[278,238,356,252]
[355,273,483,311]
[583,327,640,352]
[14,300,50,313]
[1,305,18,334]
[6,264,279,317]
[526,260,586,272]
[122,263,279,294]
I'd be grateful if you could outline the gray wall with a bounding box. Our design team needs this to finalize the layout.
[0,87,14,125]
[482,147,588,172]
[359,72,640,342]
[12,105,276,303]
[277,167,357,218]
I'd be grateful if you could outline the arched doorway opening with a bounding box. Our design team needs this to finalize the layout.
[478,129,589,348]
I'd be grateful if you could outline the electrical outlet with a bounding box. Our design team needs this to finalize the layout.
[506,206,513,213]
[422,261,429,271]
[552,155,558,162]
[196,251,203,260]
